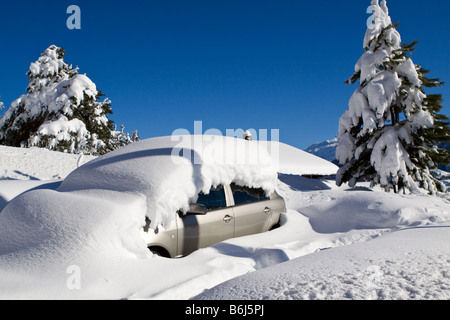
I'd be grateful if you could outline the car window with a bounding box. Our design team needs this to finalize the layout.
[231,184,270,205]
[196,185,227,210]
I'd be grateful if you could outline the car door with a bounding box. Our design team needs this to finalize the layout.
[230,184,274,237]
[177,185,235,256]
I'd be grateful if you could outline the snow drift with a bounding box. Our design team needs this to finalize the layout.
[59,135,278,228]
[0,135,279,298]
[195,225,450,300]
[0,137,448,300]
[263,140,338,176]
[0,145,95,181]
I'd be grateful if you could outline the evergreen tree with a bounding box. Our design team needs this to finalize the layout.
[0,45,122,155]
[109,124,140,150]
[336,0,449,195]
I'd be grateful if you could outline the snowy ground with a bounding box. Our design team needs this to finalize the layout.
[0,143,449,300]
[0,146,95,211]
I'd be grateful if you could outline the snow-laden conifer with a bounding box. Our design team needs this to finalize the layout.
[336,0,449,195]
[110,124,140,150]
[0,45,118,155]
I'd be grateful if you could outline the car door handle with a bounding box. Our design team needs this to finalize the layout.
[264,207,272,214]
[223,215,233,223]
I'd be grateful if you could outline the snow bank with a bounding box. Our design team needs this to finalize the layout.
[195,225,450,300]
[0,188,149,299]
[300,190,450,233]
[0,180,62,212]
[0,145,95,181]
[0,144,96,211]
[262,141,338,176]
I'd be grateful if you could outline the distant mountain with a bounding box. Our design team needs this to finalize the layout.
[305,138,339,166]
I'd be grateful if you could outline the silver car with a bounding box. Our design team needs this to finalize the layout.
[144,183,286,258]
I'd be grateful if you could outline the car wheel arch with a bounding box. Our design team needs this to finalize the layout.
[148,246,171,258]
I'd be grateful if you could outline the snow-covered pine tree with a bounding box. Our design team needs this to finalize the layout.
[0,45,117,155]
[415,68,450,170]
[130,130,140,143]
[336,0,449,195]
[0,46,78,148]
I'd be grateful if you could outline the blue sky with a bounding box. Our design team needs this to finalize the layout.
[1,0,449,150]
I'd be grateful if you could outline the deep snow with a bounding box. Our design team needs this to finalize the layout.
[0,140,449,300]
[195,226,450,300]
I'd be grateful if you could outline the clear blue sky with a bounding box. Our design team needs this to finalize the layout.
[1,0,449,150]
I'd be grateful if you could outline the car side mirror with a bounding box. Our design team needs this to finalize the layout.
[188,203,208,215]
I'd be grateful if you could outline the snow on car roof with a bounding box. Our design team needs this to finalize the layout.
[59,135,278,228]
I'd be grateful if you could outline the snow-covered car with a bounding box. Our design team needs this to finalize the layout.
[144,183,285,258]
[55,135,285,258]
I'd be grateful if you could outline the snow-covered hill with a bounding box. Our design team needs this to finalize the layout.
[0,141,449,300]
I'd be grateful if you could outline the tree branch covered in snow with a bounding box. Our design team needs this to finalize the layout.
[336,0,449,195]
